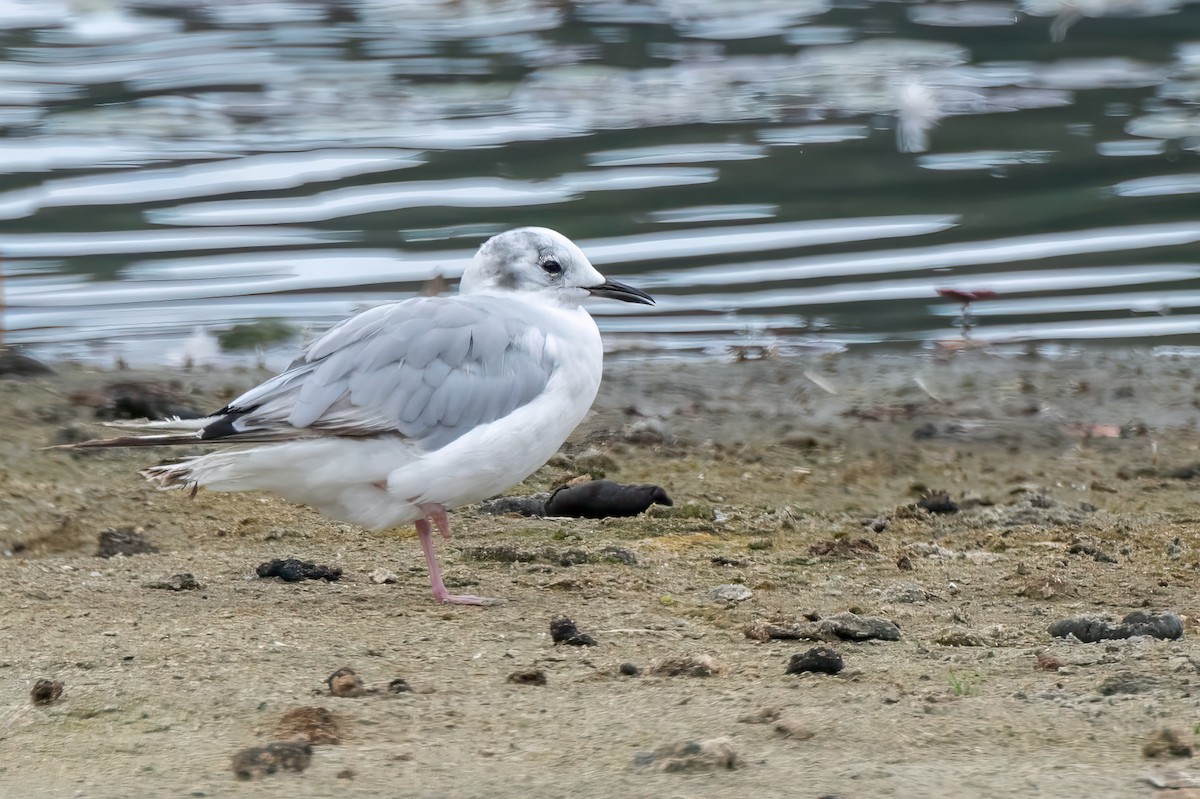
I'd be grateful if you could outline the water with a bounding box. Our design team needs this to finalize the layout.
[3,0,1200,364]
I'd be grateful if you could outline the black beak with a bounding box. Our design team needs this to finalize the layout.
[587,278,654,305]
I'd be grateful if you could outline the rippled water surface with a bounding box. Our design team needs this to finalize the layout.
[4,0,1200,363]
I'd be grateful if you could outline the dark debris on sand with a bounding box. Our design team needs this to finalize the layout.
[550,615,597,646]
[507,669,547,686]
[786,646,845,675]
[31,679,64,705]
[256,559,342,582]
[231,741,312,780]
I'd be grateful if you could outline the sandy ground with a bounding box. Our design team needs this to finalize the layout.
[2,347,1200,798]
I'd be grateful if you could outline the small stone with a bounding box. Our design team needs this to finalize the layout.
[708,584,753,604]
[651,655,720,678]
[786,647,844,675]
[325,667,366,698]
[773,718,815,740]
[336,769,355,780]
[31,679,64,705]
[231,741,312,780]
[896,554,915,571]
[1143,727,1194,759]
[276,707,341,745]
[507,669,547,686]
[549,616,597,646]
[636,737,739,772]
[146,573,203,591]
[1034,653,1063,672]
[618,662,642,677]
[387,678,413,694]
[368,568,398,585]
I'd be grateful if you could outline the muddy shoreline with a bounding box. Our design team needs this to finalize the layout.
[2,347,1200,798]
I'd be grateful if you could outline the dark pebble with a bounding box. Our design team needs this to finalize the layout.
[231,741,312,780]
[96,527,158,558]
[711,555,748,567]
[544,480,672,519]
[256,559,342,582]
[31,679,64,705]
[618,662,642,677]
[550,616,597,647]
[1049,611,1183,643]
[786,646,844,675]
[507,669,547,686]
[387,678,413,694]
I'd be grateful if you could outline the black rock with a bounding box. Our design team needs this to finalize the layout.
[550,615,597,646]
[544,480,672,519]
[1048,611,1183,643]
[912,422,939,440]
[256,559,342,582]
[786,646,844,675]
[618,662,642,677]
[387,678,413,694]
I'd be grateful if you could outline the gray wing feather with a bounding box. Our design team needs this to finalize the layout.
[221,295,555,449]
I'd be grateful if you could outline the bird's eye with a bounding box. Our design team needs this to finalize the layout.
[541,259,563,276]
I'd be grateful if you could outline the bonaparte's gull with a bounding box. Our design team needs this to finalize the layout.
[70,227,653,605]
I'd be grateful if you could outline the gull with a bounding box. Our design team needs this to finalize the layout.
[68,228,653,605]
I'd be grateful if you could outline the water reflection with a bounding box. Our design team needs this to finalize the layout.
[1,0,1199,361]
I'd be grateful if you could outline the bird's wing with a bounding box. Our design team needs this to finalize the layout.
[208,295,556,449]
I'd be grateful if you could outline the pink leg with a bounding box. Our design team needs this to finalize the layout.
[414,504,496,606]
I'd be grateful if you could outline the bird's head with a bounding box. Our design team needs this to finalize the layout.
[459,227,653,308]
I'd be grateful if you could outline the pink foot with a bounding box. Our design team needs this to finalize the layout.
[415,507,499,606]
